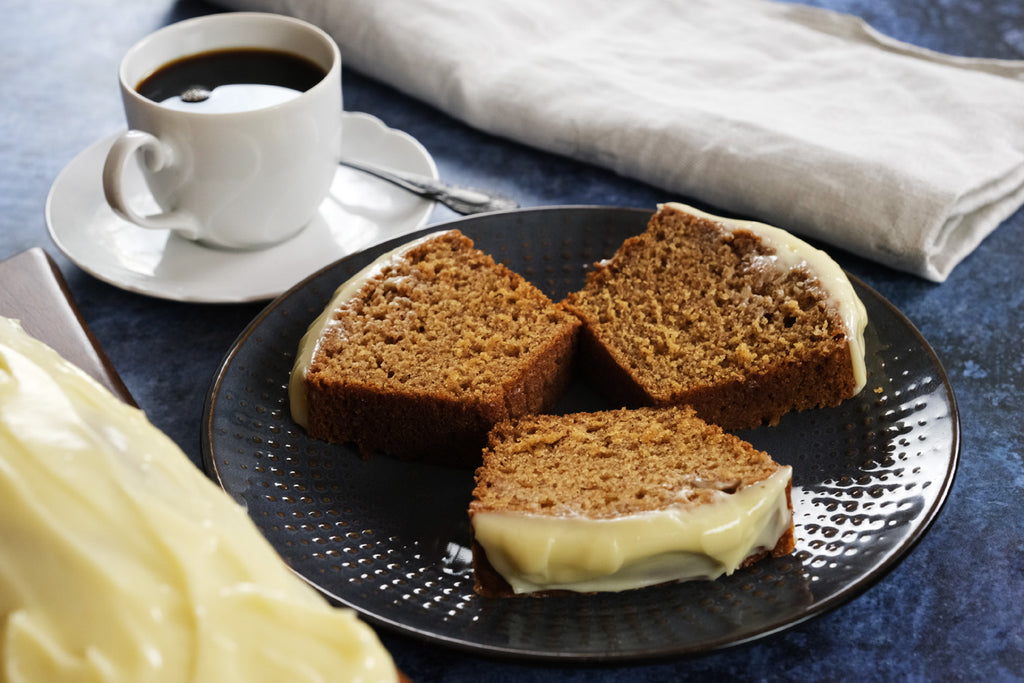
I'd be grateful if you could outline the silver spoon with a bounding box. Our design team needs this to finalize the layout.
[178,85,518,215]
[338,157,518,215]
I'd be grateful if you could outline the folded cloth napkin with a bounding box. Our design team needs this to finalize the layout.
[218,0,1024,281]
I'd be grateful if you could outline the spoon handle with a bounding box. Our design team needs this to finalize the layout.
[339,158,518,215]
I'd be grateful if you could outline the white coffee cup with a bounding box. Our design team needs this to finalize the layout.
[102,12,342,250]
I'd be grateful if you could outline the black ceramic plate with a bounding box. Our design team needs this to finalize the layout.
[202,206,959,662]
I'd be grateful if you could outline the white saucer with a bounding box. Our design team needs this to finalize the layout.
[45,112,437,303]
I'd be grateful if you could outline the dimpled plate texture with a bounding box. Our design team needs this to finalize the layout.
[202,206,959,662]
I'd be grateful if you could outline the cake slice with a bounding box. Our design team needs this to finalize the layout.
[469,405,795,596]
[563,202,868,430]
[290,229,581,465]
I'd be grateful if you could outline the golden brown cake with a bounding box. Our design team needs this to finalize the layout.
[563,202,868,430]
[469,405,795,596]
[290,229,581,465]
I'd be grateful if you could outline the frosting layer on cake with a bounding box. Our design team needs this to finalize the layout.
[0,316,397,682]
[472,465,792,594]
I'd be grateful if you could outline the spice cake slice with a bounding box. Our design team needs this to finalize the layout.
[563,202,868,430]
[469,405,795,596]
[290,229,581,466]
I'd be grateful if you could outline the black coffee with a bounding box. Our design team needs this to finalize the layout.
[136,48,326,113]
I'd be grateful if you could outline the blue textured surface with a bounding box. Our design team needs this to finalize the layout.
[2,1,1022,680]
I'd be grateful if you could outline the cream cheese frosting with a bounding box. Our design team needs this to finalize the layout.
[662,202,868,393]
[0,316,397,682]
[472,465,792,594]
[289,230,445,427]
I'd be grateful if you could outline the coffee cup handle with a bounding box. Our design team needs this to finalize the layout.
[102,130,201,239]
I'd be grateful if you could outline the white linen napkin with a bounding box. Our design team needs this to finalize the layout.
[217,0,1024,281]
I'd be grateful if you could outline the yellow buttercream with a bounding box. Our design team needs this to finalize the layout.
[472,466,792,594]
[0,316,397,683]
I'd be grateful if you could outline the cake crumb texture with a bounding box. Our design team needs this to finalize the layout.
[471,406,785,518]
[563,205,857,429]
[305,230,580,464]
